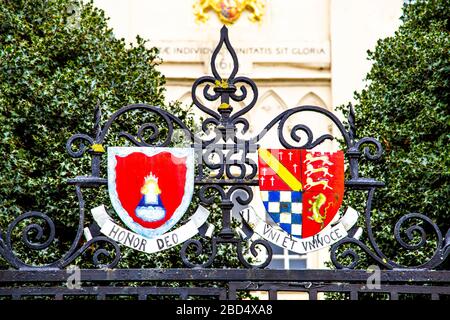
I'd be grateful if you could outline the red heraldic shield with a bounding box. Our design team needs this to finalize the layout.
[258,148,344,239]
[108,147,194,239]
[300,150,344,238]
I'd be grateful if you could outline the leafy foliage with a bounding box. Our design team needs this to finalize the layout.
[339,0,449,268]
[0,0,242,271]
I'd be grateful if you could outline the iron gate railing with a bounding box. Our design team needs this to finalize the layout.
[0,26,449,300]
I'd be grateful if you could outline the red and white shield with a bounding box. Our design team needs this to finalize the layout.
[107,147,194,238]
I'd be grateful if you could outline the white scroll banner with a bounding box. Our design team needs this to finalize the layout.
[239,206,359,254]
[90,205,213,254]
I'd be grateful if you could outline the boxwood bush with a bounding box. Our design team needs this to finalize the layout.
[337,0,449,269]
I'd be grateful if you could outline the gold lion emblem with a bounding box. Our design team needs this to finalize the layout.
[193,0,266,24]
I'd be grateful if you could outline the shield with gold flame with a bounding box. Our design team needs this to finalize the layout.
[108,147,194,238]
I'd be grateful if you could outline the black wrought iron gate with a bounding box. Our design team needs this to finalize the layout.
[0,26,449,301]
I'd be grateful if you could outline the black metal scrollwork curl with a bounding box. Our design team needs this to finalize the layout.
[66,134,94,158]
[0,185,121,269]
[354,137,383,161]
[191,77,221,121]
[228,185,253,205]
[66,104,194,158]
[198,185,226,204]
[8,211,56,252]
[251,105,349,149]
[237,239,273,269]
[180,238,217,268]
[330,190,447,270]
[229,77,258,122]
[395,213,431,250]
[1,26,448,273]
[71,236,121,269]
[330,237,392,270]
[330,243,360,270]
[100,104,192,147]
[392,213,446,269]
[2,210,66,269]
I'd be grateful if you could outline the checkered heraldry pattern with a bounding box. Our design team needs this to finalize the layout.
[260,191,303,237]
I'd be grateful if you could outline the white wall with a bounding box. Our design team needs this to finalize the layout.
[330,0,403,108]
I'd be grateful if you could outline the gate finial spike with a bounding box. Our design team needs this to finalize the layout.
[93,99,102,140]
[348,102,356,143]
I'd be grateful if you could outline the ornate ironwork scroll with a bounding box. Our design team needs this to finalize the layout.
[0,26,448,279]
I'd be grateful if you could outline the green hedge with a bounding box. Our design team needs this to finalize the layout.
[338,0,449,269]
[0,0,241,270]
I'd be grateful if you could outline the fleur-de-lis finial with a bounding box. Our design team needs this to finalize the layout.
[191,26,258,132]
